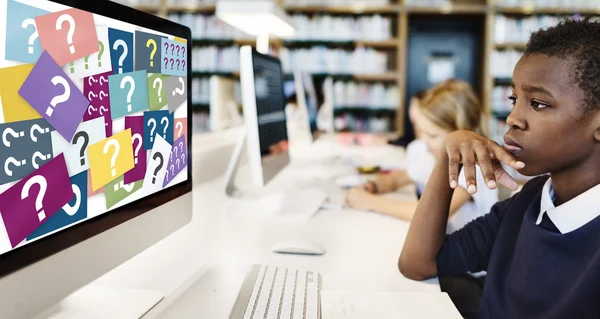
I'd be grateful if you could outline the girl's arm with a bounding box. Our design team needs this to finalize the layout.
[365,171,412,194]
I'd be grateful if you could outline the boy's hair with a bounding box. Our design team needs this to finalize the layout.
[525,18,600,114]
[418,79,489,137]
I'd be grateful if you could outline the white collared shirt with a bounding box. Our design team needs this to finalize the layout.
[536,178,600,234]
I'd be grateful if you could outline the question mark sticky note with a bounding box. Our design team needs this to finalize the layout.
[123,116,147,184]
[88,128,134,191]
[163,135,187,187]
[105,175,142,209]
[108,28,134,75]
[61,26,112,78]
[0,154,72,248]
[26,170,88,241]
[165,76,187,114]
[141,134,171,195]
[50,117,106,177]
[147,74,170,111]
[0,64,43,123]
[108,70,149,119]
[4,0,49,63]
[34,8,99,66]
[161,38,187,76]
[173,118,188,146]
[0,119,54,186]
[134,31,164,73]
[143,110,173,150]
[83,71,112,120]
[18,51,90,142]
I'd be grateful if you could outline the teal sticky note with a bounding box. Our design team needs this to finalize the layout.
[108,70,149,119]
[5,0,49,63]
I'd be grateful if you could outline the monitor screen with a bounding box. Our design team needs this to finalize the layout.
[0,0,189,257]
[252,51,288,157]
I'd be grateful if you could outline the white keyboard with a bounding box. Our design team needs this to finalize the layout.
[229,265,321,319]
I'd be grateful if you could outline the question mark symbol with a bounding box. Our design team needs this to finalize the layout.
[170,164,175,175]
[176,59,181,71]
[161,117,169,139]
[181,46,186,57]
[21,175,48,222]
[181,153,185,166]
[120,76,135,112]
[48,76,71,117]
[4,157,27,177]
[99,91,108,100]
[170,43,175,55]
[32,151,51,169]
[87,91,97,101]
[174,145,179,158]
[62,184,81,216]
[2,128,24,147]
[99,105,108,116]
[99,76,108,86]
[55,14,76,54]
[88,76,98,87]
[179,141,184,154]
[176,121,183,138]
[97,41,104,67]
[147,118,157,142]
[153,78,163,103]
[172,77,185,96]
[30,124,50,143]
[146,39,157,67]
[113,40,128,74]
[176,46,180,57]
[181,60,186,70]
[132,133,142,164]
[176,158,180,170]
[21,19,38,55]
[164,57,169,69]
[87,105,97,115]
[164,42,169,55]
[103,139,120,177]
[151,152,163,184]
[83,55,90,70]
[170,58,174,70]
[73,131,89,166]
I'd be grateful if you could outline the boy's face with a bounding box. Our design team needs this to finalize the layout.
[506,54,597,176]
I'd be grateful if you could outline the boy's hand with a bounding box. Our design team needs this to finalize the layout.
[442,130,525,193]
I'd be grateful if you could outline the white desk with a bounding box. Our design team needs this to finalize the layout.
[92,135,440,319]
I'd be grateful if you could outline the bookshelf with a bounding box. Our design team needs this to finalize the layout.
[134,0,600,135]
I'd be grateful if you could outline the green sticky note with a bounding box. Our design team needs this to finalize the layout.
[147,73,170,111]
[105,175,143,209]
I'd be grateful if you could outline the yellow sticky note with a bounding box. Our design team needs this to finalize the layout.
[174,36,187,44]
[0,64,42,123]
[88,129,135,191]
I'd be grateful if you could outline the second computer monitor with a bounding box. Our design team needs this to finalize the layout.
[240,46,289,187]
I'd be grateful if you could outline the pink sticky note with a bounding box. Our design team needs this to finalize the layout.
[173,118,187,147]
[35,8,99,66]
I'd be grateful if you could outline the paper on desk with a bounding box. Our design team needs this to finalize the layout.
[320,291,462,319]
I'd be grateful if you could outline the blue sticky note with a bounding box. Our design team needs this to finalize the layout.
[108,28,134,75]
[143,110,174,150]
[27,171,88,241]
[5,0,49,63]
[108,70,149,119]
[161,38,187,76]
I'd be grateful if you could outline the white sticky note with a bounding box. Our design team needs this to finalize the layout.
[142,134,171,195]
[51,117,106,177]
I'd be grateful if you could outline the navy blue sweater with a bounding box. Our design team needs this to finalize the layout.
[437,176,600,319]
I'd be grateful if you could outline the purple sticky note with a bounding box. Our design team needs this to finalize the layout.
[83,71,112,121]
[163,135,187,187]
[124,116,147,184]
[19,51,90,142]
[0,154,72,248]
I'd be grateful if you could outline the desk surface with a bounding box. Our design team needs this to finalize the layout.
[93,135,439,319]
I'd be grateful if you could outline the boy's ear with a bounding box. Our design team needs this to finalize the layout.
[594,112,600,143]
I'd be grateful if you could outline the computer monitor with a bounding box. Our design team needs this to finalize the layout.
[284,72,315,146]
[0,0,192,317]
[209,75,243,131]
[224,46,289,194]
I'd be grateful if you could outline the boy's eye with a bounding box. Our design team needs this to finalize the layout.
[508,96,517,106]
[530,100,550,109]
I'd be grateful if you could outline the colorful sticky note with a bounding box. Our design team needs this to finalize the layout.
[35,8,99,66]
[165,76,187,113]
[105,175,142,209]
[173,118,187,146]
[161,38,187,76]
[141,134,171,195]
[62,26,112,79]
[123,116,147,184]
[147,74,170,111]
[51,117,106,177]
[134,31,164,73]
[0,154,72,248]
[143,110,173,150]
[0,64,42,123]
[27,170,88,241]
[108,28,134,75]
[4,0,49,63]
[88,128,135,191]
[163,135,187,187]
[108,70,149,119]
[18,51,90,142]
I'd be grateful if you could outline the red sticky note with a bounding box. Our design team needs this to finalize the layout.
[35,8,99,66]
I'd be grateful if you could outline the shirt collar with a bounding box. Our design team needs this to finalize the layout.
[536,178,600,234]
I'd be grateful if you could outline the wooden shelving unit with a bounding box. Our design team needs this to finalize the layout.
[143,0,600,134]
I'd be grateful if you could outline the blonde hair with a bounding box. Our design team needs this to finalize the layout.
[418,79,489,137]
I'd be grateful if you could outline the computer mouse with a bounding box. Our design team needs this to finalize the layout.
[272,240,326,256]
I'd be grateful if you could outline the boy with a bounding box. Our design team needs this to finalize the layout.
[399,19,600,318]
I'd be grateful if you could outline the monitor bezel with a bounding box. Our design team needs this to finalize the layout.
[0,0,193,278]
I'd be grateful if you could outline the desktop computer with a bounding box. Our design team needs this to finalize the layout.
[284,72,315,147]
[0,0,192,317]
